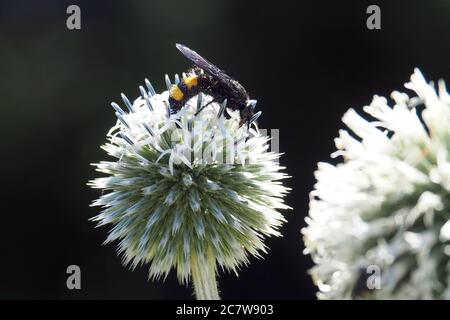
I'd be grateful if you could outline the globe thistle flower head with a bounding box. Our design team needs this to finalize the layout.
[303,69,450,299]
[89,75,290,299]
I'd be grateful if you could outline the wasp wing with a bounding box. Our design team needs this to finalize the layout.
[176,44,231,81]
[175,43,248,98]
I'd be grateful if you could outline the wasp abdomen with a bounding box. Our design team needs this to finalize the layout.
[168,75,201,112]
[169,76,199,101]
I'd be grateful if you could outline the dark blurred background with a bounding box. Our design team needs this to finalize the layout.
[0,0,449,299]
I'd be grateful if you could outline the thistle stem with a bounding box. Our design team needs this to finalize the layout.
[191,249,220,300]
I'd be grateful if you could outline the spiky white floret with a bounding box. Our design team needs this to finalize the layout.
[90,77,290,289]
[303,69,450,299]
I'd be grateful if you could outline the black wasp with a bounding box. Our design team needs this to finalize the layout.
[168,43,261,128]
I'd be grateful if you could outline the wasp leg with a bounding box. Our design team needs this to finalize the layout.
[217,99,227,118]
[224,111,231,119]
[196,92,203,113]
[168,98,183,115]
[194,97,221,116]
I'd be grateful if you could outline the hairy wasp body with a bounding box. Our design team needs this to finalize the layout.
[168,44,260,127]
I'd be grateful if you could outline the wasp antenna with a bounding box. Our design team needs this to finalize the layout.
[145,78,156,96]
[196,92,203,112]
[174,74,180,84]
[195,98,218,116]
[165,74,172,90]
[218,99,227,118]
[121,93,134,112]
[119,132,134,145]
[142,122,154,136]
[111,102,126,115]
[116,113,130,129]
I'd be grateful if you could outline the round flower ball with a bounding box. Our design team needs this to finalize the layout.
[89,75,290,299]
[303,69,450,299]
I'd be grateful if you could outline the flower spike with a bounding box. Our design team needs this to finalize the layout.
[90,73,290,300]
